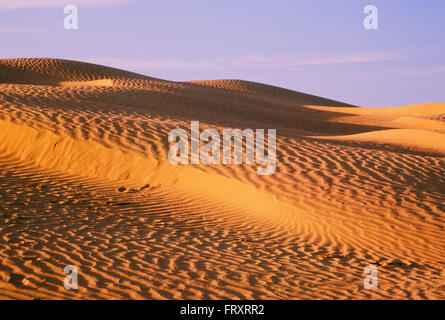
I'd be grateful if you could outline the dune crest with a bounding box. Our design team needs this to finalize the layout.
[0,58,444,300]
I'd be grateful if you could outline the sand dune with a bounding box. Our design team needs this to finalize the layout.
[315,129,445,155]
[0,58,444,299]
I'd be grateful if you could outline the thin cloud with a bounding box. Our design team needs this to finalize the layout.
[82,51,395,72]
[0,0,132,10]
[399,66,445,77]
[0,27,64,34]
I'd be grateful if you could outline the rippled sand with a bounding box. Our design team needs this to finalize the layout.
[0,58,444,299]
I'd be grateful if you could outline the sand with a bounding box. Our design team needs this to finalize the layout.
[0,58,444,299]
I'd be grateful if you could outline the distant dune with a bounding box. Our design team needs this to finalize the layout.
[0,58,443,299]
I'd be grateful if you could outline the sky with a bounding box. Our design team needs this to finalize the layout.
[1,0,444,107]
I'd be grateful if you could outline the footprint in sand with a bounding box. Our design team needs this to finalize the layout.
[375,259,413,269]
[117,187,127,192]
[8,273,30,287]
[118,185,150,193]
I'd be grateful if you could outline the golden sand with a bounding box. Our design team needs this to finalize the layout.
[0,58,443,299]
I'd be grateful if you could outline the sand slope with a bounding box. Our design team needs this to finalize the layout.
[0,58,444,299]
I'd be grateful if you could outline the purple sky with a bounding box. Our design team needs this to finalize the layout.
[1,0,444,107]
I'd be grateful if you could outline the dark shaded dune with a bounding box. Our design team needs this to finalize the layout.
[76,87,383,135]
[0,58,365,137]
[0,58,355,107]
[188,79,358,108]
[0,58,160,86]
